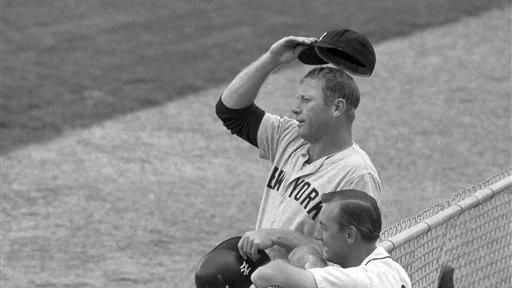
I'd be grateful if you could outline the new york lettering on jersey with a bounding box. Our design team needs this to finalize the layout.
[266,165,323,221]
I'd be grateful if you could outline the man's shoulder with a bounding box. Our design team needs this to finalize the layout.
[307,264,371,287]
[329,143,378,174]
[347,143,374,162]
[363,247,411,286]
[362,247,391,265]
[261,113,298,133]
[260,113,304,145]
[257,113,304,161]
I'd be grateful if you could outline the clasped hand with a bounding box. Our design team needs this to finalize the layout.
[238,229,275,261]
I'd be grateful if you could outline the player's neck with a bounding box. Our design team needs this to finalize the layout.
[341,242,378,268]
[308,130,353,163]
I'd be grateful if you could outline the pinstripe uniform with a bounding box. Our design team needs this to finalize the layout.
[256,114,381,259]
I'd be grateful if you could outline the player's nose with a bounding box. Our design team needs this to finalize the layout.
[291,102,301,116]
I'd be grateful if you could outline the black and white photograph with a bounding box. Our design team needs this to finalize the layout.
[1,1,511,287]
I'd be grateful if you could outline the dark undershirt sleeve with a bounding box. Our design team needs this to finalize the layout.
[215,96,266,148]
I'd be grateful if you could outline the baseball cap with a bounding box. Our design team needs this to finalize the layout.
[297,29,376,77]
[195,236,270,288]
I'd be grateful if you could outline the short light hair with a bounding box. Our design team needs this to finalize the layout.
[300,67,360,109]
[321,189,381,242]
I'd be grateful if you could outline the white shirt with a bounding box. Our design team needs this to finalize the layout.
[308,247,412,288]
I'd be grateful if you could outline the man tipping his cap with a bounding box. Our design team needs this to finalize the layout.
[216,29,381,261]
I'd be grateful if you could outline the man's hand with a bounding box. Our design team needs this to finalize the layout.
[239,228,318,261]
[265,36,317,65]
[238,229,275,261]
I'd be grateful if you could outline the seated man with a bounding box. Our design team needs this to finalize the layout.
[251,189,412,288]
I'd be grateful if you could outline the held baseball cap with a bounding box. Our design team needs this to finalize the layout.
[195,236,270,288]
[297,29,376,76]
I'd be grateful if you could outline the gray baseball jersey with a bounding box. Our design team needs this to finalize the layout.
[256,113,381,259]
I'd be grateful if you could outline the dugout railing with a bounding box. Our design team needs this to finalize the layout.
[378,168,512,288]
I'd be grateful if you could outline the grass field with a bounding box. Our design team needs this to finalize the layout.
[2,4,511,288]
[1,0,510,153]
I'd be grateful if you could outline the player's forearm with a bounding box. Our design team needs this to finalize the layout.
[269,228,319,252]
[221,53,280,109]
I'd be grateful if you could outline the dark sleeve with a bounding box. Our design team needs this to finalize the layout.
[215,97,266,148]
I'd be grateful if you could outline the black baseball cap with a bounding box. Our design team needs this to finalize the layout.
[195,236,270,288]
[297,29,376,77]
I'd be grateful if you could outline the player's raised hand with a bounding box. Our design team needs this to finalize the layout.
[266,36,317,65]
[238,229,275,261]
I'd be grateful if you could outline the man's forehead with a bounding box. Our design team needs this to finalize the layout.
[319,202,338,222]
[298,78,323,93]
[300,77,323,86]
[318,209,328,224]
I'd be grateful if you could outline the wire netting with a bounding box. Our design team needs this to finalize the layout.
[379,168,512,288]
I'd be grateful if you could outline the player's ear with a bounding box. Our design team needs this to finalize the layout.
[346,225,357,244]
[332,98,347,117]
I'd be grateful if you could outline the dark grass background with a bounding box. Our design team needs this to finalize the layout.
[1,0,510,154]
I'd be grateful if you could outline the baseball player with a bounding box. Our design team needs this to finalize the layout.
[250,190,412,288]
[216,31,381,260]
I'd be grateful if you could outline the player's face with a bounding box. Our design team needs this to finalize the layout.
[317,203,350,266]
[292,78,333,143]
